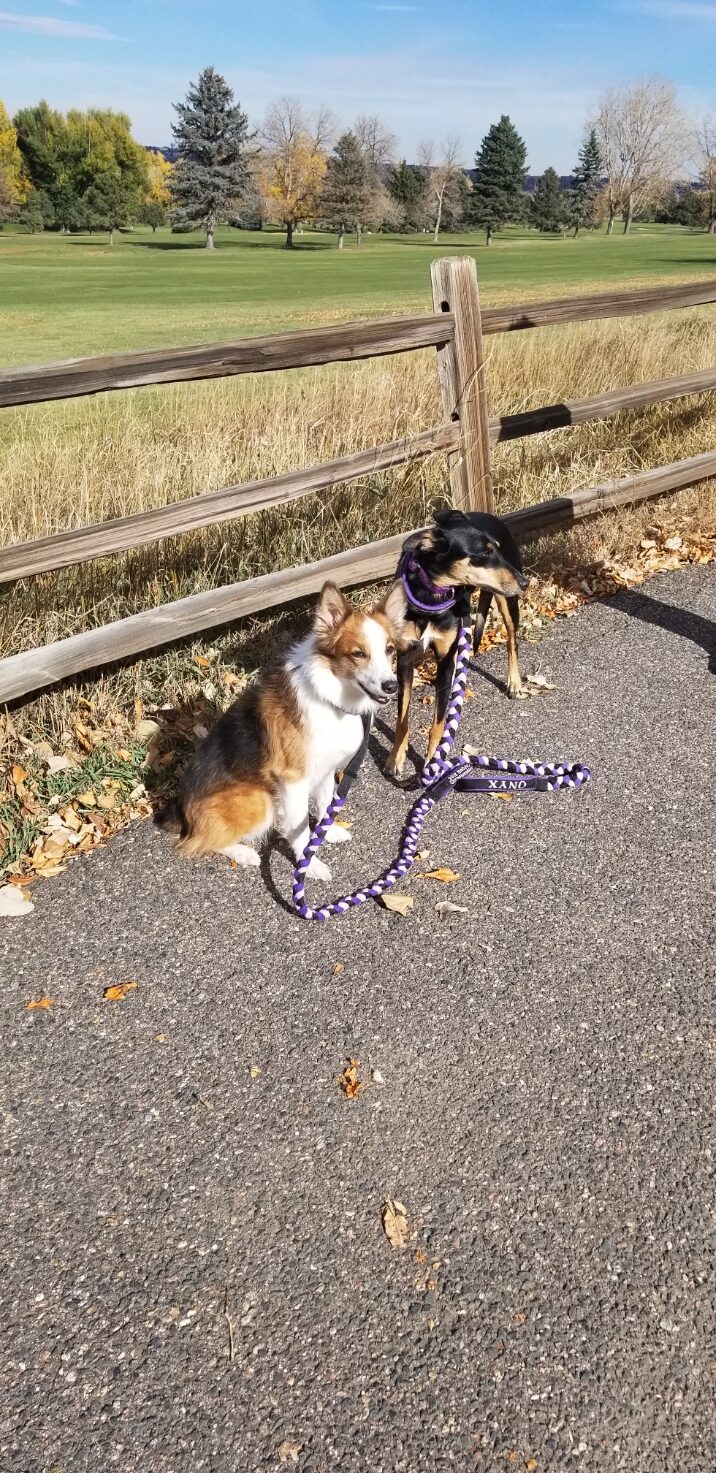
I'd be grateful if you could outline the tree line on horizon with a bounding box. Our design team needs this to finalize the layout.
[1,70,714,248]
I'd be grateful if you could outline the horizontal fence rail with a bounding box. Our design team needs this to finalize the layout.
[0,312,454,409]
[3,365,715,586]
[0,422,460,585]
[2,278,716,412]
[3,449,716,704]
[2,258,716,705]
[489,364,716,443]
[480,278,716,335]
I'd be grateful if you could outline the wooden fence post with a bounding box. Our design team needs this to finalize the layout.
[430,255,494,514]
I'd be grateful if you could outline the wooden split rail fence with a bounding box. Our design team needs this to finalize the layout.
[1,258,716,704]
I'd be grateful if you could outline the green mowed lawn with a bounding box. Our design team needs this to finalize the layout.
[1,223,715,363]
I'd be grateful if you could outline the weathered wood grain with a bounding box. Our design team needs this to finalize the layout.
[489,364,716,442]
[0,422,460,584]
[0,313,455,408]
[481,278,716,335]
[3,448,715,703]
[507,449,716,538]
[431,257,494,514]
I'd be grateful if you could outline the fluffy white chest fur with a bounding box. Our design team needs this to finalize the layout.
[288,636,368,792]
[301,699,363,788]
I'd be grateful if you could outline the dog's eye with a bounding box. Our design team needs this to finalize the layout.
[386,643,395,656]
[351,648,367,660]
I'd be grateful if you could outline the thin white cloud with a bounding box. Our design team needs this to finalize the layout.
[0,10,119,38]
[630,0,716,17]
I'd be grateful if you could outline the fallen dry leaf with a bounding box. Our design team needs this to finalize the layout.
[526,1460,539,1471]
[0,884,34,916]
[46,754,71,774]
[76,789,97,807]
[60,806,82,832]
[382,1198,409,1249]
[436,900,469,917]
[277,1442,302,1466]
[193,654,211,668]
[11,764,27,787]
[380,893,414,917]
[103,981,138,1002]
[26,997,54,1010]
[249,1064,262,1079]
[135,718,160,745]
[332,962,344,976]
[420,867,460,883]
[338,1057,365,1099]
[525,673,556,692]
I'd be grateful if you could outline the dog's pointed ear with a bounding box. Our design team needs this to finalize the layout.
[434,508,468,537]
[379,582,408,639]
[314,581,351,638]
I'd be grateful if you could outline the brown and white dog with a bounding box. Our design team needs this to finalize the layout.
[159,581,405,881]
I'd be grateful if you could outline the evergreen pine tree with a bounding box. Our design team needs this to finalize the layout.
[320,131,375,246]
[83,169,135,244]
[387,159,428,231]
[170,67,251,249]
[530,167,565,233]
[20,187,54,233]
[566,128,603,236]
[471,115,527,244]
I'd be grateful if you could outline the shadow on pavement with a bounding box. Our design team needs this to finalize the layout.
[605,586,716,673]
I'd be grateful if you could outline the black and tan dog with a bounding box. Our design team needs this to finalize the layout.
[384,509,528,777]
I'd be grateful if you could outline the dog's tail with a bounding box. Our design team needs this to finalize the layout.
[154,795,186,837]
[156,784,273,858]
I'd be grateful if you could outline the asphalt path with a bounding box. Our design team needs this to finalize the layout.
[1,565,714,1472]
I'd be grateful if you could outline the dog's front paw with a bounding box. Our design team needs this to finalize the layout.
[324,823,352,845]
[384,754,404,779]
[507,675,526,699]
[306,855,332,882]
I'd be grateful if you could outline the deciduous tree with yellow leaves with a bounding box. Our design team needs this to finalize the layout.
[146,149,173,207]
[259,97,334,248]
[0,100,28,221]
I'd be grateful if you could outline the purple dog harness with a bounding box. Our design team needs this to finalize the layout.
[399,550,458,613]
[291,623,591,922]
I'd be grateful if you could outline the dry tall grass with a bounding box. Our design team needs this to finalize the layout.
[2,308,715,674]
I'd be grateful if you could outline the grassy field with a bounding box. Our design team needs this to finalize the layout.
[1,221,716,361]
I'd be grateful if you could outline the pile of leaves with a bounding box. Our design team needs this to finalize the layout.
[0,676,232,894]
[1,520,713,904]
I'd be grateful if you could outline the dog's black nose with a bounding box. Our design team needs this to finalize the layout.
[382,677,398,695]
[517,571,529,591]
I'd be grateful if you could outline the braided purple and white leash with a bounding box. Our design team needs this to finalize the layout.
[292,625,591,922]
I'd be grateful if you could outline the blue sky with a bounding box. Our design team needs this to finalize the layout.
[0,0,714,170]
